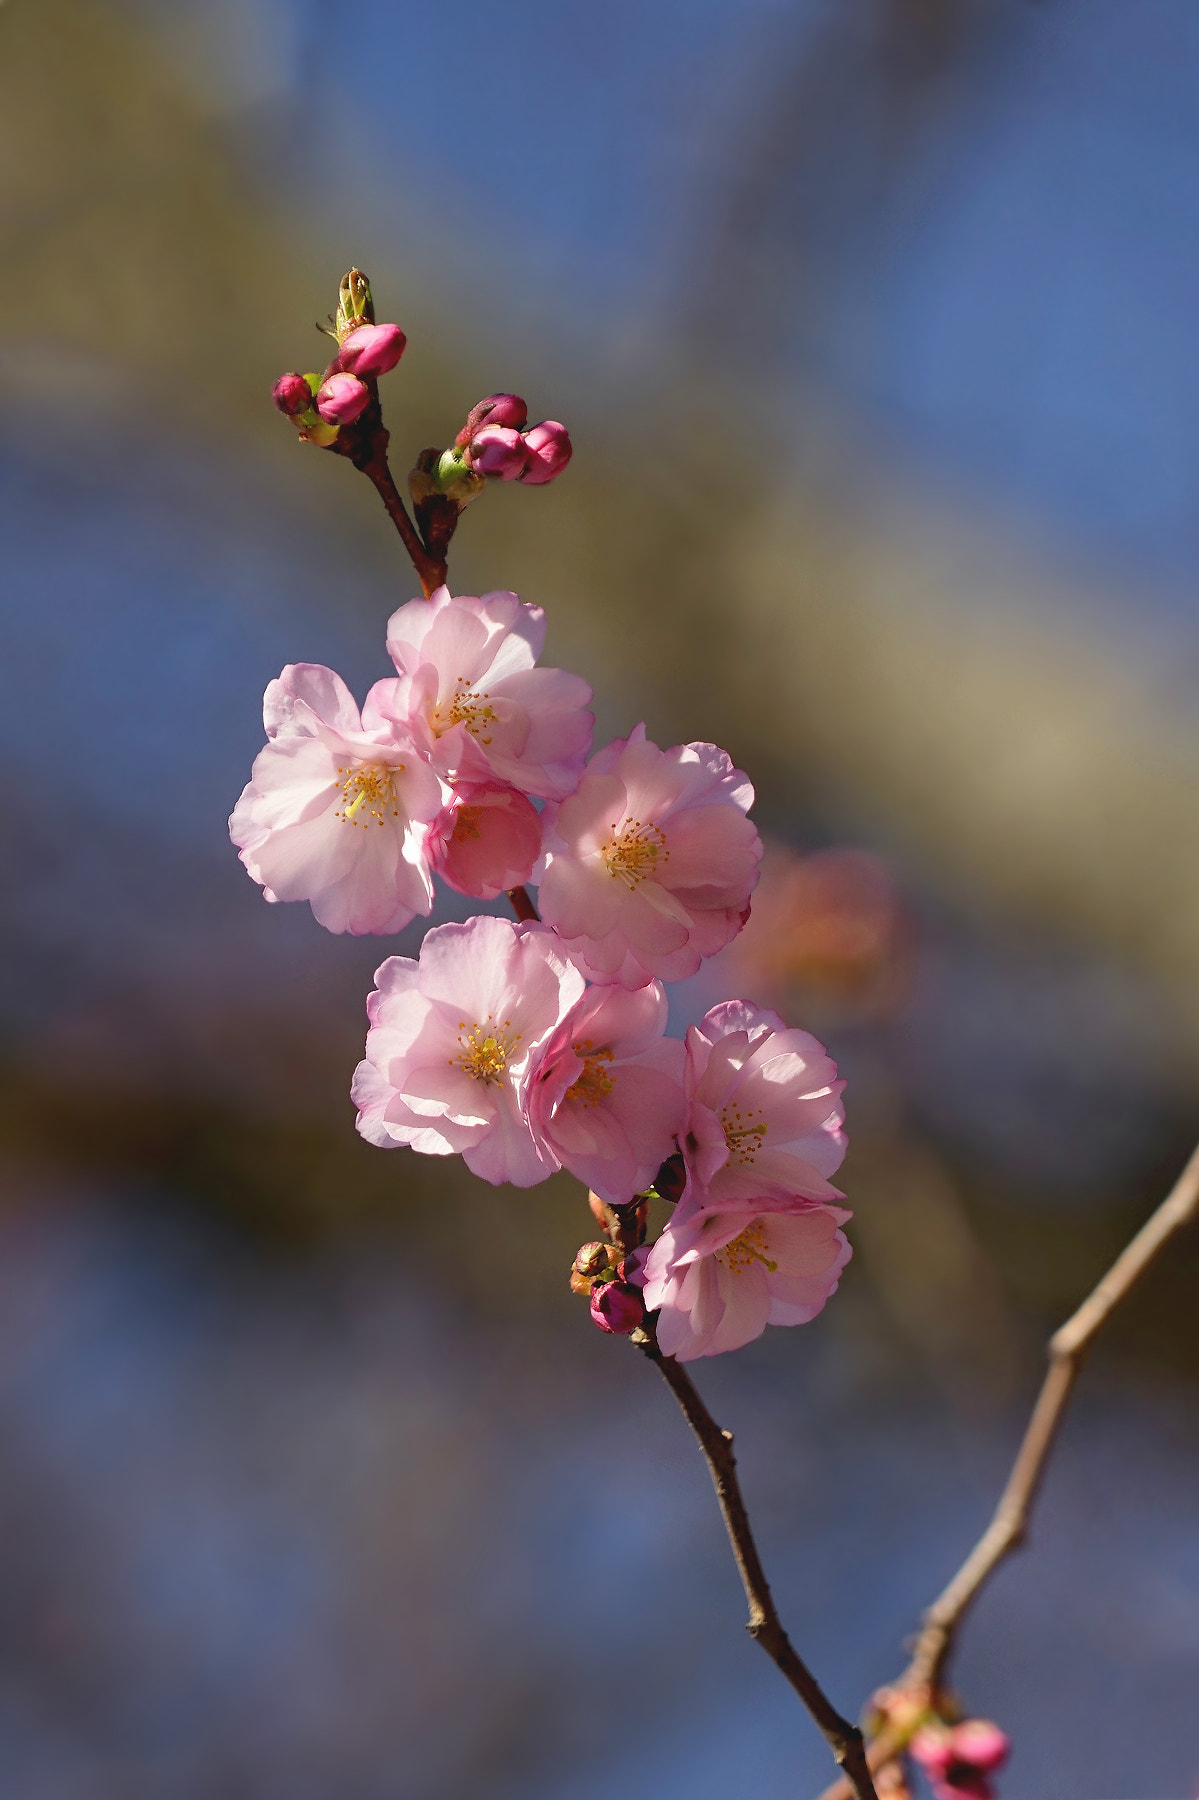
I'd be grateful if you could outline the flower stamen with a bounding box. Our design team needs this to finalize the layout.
[721,1104,767,1165]
[336,763,401,827]
[565,1042,616,1107]
[603,819,668,888]
[433,677,498,745]
[717,1218,779,1276]
[452,1017,520,1085]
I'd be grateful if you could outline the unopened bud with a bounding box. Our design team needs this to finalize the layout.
[339,321,407,378]
[519,419,572,485]
[469,424,530,481]
[273,371,315,417]
[589,1280,644,1336]
[910,1729,956,1778]
[950,1723,1010,1774]
[335,267,375,342]
[436,445,474,490]
[574,1242,612,1281]
[455,392,528,447]
[316,372,371,426]
[619,1246,649,1287]
[653,1150,686,1204]
[867,1685,930,1738]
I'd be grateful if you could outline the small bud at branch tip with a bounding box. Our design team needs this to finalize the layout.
[519,420,572,485]
[273,371,314,417]
[339,321,407,378]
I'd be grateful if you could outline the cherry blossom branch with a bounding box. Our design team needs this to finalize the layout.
[334,410,447,598]
[814,1137,1199,1800]
[636,1324,879,1800]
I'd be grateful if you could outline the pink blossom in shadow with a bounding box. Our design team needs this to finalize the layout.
[379,586,593,799]
[637,1189,852,1361]
[229,663,444,935]
[682,1000,847,1208]
[426,780,543,900]
[352,916,585,1187]
[535,725,762,988]
[526,981,686,1203]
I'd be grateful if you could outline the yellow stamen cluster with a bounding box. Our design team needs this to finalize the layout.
[451,805,485,843]
[721,1103,767,1165]
[603,819,668,888]
[432,676,498,745]
[451,1018,519,1086]
[565,1042,616,1107]
[717,1218,779,1276]
[335,763,401,827]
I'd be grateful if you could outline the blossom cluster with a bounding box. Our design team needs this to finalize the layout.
[232,581,851,1360]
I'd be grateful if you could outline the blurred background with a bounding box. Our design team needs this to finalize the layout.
[2,1,1198,1793]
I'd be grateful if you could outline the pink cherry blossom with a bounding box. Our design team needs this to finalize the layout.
[380,586,593,799]
[682,1000,847,1207]
[426,779,543,900]
[526,981,686,1203]
[352,915,586,1187]
[637,1189,851,1361]
[536,725,762,987]
[230,663,445,935]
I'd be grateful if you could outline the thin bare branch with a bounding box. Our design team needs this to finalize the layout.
[815,1138,1199,1800]
[638,1329,878,1800]
[354,438,446,598]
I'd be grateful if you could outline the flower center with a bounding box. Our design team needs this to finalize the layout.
[721,1104,767,1165]
[336,763,400,826]
[603,819,668,888]
[451,804,485,843]
[452,1018,519,1086]
[717,1218,779,1276]
[433,677,498,744]
[565,1042,616,1107]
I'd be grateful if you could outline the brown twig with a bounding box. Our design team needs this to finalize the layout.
[814,1138,1199,1800]
[355,436,447,598]
[638,1327,878,1800]
[506,885,540,923]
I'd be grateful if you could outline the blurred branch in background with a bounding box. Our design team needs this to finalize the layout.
[818,1139,1199,1800]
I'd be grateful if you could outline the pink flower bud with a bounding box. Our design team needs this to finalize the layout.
[315,372,371,426]
[519,420,572,485]
[455,393,528,447]
[619,1246,650,1287]
[589,1280,644,1336]
[950,1723,1010,1775]
[338,322,407,378]
[426,781,542,899]
[468,424,531,481]
[273,371,313,417]
[910,1730,956,1778]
